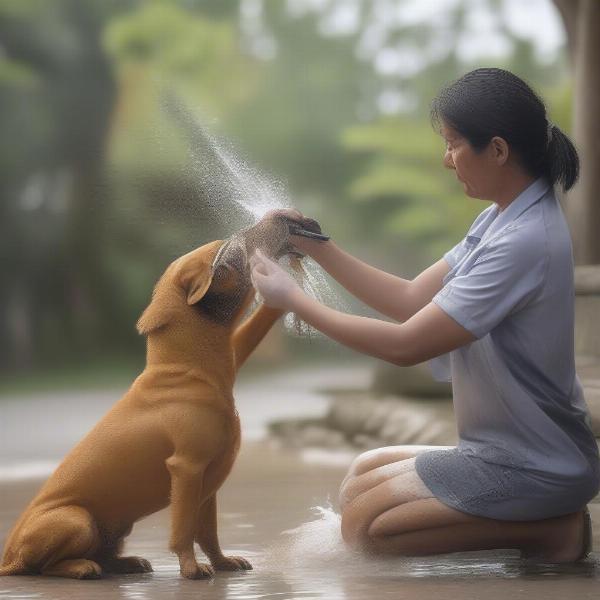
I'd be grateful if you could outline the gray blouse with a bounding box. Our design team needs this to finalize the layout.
[428,177,599,485]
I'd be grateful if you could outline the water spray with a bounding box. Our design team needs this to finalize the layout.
[161,91,342,336]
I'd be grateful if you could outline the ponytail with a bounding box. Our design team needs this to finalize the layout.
[543,124,580,192]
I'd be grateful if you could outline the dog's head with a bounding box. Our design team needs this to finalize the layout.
[136,214,306,336]
[135,240,247,336]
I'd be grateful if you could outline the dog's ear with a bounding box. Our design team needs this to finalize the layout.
[178,239,224,305]
[136,287,174,336]
[136,241,225,336]
[182,268,213,305]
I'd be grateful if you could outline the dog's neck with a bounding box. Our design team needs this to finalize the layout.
[144,322,236,391]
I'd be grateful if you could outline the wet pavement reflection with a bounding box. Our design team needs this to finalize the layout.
[2,441,599,600]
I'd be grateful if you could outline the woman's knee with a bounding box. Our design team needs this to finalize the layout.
[345,449,379,480]
[338,474,359,510]
[339,447,419,509]
[340,499,395,553]
[345,446,417,479]
[338,450,379,509]
[340,502,369,550]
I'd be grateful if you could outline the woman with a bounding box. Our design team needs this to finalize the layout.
[250,68,600,563]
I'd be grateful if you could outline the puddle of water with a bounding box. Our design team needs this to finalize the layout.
[258,503,600,582]
[1,499,599,600]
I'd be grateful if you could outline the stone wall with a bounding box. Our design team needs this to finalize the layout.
[269,363,458,451]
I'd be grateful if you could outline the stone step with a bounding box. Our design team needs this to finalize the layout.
[575,265,600,357]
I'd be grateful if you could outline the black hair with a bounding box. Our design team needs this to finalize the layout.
[430,68,579,192]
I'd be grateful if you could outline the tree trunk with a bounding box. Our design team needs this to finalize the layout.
[554,0,600,265]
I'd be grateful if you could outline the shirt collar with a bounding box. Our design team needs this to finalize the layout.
[466,205,498,245]
[479,177,551,244]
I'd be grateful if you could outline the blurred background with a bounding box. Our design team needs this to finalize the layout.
[0,0,596,389]
[3,4,600,595]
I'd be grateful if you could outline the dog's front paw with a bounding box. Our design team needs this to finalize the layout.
[212,555,253,571]
[180,560,215,580]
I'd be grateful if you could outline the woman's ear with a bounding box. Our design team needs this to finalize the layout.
[490,136,509,166]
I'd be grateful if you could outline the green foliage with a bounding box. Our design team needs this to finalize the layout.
[341,117,482,264]
[0,0,574,374]
[0,58,38,87]
[226,3,375,196]
[348,162,447,202]
[105,2,255,115]
[544,81,573,132]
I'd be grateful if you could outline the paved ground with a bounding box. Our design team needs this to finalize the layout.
[2,365,600,599]
[2,442,600,600]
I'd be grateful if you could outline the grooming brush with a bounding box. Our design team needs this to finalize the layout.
[285,218,330,242]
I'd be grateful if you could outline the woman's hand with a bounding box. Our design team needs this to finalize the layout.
[249,250,304,310]
[258,208,327,256]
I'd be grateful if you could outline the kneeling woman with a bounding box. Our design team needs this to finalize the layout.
[250,68,600,563]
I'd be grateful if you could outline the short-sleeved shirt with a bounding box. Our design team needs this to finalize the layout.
[426,177,600,493]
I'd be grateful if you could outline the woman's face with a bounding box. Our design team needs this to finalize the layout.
[440,123,498,200]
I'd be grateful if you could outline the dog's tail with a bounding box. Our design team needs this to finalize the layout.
[0,560,29,576]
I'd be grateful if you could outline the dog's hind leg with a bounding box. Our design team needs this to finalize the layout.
[41,558,102,579]
[16,506,102,578]
[96,536,153,574]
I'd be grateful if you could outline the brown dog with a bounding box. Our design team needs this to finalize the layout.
[0,214,305,580]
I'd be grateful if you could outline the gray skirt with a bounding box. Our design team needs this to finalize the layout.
[414,447,600,521]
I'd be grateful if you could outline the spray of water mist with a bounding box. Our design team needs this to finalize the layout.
[255,501,355,572]
[161,92,347,336]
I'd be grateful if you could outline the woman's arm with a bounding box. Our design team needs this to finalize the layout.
[250,250,474,365]
[287,289,475,366]
[293,236,450,323]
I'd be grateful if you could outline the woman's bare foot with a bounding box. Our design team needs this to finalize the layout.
[521,510,587,563]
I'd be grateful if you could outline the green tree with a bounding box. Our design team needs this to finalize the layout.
[0,0,127,369]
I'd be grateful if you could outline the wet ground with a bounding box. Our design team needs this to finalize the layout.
[1,364,600,599]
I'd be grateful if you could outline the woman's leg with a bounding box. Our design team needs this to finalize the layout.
[365,499,584,562]
[339,444,453,509]
[340,453,586,563]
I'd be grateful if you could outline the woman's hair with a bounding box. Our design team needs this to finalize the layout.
[430,68,579,191]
